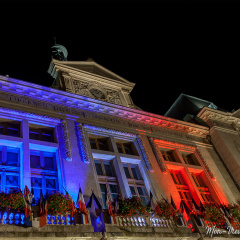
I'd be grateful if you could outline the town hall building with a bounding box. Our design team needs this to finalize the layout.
[0,44,240,239]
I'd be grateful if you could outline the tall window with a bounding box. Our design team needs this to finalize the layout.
[170,170,192,207]
[30,151,56,170]
[191,173,214,203]
[94,159,120,208]
[123,163,149,206]
[30,150,58,201]
[0,146,20,193]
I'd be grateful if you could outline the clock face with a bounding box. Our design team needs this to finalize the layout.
[90,88,106,100]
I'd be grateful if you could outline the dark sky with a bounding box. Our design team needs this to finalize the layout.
[0,2,239,117]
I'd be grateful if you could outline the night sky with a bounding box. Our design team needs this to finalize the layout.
[0,3,239,117]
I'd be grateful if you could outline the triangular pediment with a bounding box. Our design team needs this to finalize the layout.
[50,58,134,87]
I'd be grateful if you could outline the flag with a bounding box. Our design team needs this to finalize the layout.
[77,186,88,215]
[104,187,113,216]
[30,188,35,205]
[191,197,200,211]
[170,195,177,210]
[76,186,88,224]
[86,191,105,233]
[39,190,47,227]
[23,186,31,218]
[86,191,102,218]
[148,191,161,215]
[113,195,119,212]
[64,187,75,217]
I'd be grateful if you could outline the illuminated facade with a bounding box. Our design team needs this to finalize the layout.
[0,54,240,239]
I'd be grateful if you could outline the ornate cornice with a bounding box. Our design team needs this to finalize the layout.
[0,76,209,139]
[198,107,240,129]
[0,106,60,124]
[83,124,136,138]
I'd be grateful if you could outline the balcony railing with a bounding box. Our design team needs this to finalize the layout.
[0,211,25,225]
[47,214,75,225]
[115,215,174,228]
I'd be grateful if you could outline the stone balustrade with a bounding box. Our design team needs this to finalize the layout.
[0,211,25,225]
[115,215,174,228]
[46,214,75,225]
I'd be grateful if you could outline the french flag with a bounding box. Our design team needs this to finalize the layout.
[104,187,113,217]
[76,186,88,223]
[23,185,32,218]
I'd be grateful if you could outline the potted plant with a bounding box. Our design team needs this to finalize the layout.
[47,192,73,215]
[204,203,225,223]
[117,196,149,217]
[227,204,240,220]
[0,189,25,212]
[156,199,176,220]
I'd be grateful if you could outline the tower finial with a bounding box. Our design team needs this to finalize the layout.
[51,43,68,61]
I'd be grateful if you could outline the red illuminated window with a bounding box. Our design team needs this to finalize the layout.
[182,153,200,166]
[191,173,214,203]
[161,150,181,163]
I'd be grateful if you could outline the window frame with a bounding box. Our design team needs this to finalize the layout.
[0,121,20,137]
[29,127,55,143]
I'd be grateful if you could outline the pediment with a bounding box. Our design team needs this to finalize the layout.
[49,58,134,87]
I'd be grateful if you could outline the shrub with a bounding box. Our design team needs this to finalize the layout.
[0,189,25,211]
[117,196,149,217]
[47,192,72,215]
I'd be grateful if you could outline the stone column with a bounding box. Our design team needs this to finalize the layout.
[21,119,30,190]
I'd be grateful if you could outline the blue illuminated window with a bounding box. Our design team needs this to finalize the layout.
[44,153,55,170]
[31,177,42,202]
[0,122,20,137]
[29,127,54,142]
[0,149,2,164]
[30,152,41,169]
[5,175,19,193]
[30,151,55,170]
[46,178,56,194]
[0,146,20,192]
[6,150,19,167]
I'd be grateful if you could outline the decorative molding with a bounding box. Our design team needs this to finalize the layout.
[58,120,72,161]
[0,76,210,140]
[83,124,136,138]
[75,122,90,163]
[62,74,73,92]
[148,137,167,173]
[0,106,60,124]
[106,89,122,105]
[136,135,154,172]
[195,149,215,180]
[153,138,196,151]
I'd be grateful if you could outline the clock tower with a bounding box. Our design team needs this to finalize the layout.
[48,46,138,109]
